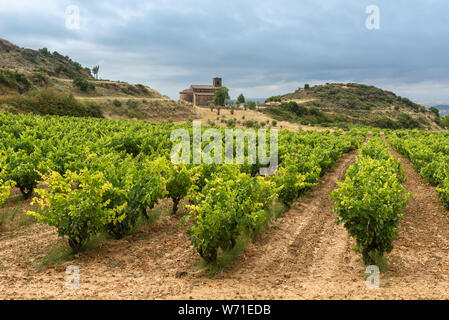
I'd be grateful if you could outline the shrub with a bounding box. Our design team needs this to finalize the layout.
[31,72,48,85]
[73,76,95,92]
[273,152,320,207]
[0,179,14,207]
[0,88,103,118]
[429,107,440,117]
[3,148,49,199]
[225,118,236,127]
[127,109,145,120]
[126,99,139,109]
[38,48,51,56]
[246,101,256,110]
[87,155,167,239]
[28,169,127,252]
[397,113,420,129]
[0,69,32,93]
[436,178,449,209]
[242,120,257,128]
[331,138,411,265]
[112,99,122,107]
[265,96,282,102]
[0,157,15,206]
[136,84,149,95]
[164,164,193,214]
[186,167,278,262]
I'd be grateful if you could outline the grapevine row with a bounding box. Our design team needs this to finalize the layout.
[1,112,365,262]
[331,136,411,265]
[387,130,449,208]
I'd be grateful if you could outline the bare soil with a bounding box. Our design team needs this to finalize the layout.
[1,141,449,299]
[191,106,332,132]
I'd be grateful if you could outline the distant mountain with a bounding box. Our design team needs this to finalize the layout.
[232,98,266,104]
[433,105,449,116]
[262,83,441,130]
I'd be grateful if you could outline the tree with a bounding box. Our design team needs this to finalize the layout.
[213,86,230,107]
[237,93,245,105]
[429,107,440,117]
[73,76,95,92]
[38,48,51,56]
[92,65,100,80]
[304,84,310,90]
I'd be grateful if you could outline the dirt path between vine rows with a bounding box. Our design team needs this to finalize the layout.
[1,137,449,299]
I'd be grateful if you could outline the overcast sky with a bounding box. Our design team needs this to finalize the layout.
[1,0,449,104]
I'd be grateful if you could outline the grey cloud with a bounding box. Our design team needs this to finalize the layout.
[1,0,449,102]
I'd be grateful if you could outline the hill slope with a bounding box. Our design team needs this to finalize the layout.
[263,83,441,130]
[0,38,195,120]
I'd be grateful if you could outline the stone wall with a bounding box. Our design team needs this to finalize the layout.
[180,92,193,103]
[195,94,214,107]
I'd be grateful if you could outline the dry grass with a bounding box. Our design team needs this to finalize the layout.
[283,98,317,104]
[187,106,331,132]
[0,188,37,232]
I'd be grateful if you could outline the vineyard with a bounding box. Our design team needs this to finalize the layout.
[387,131,449,208]
[1,111,449,299]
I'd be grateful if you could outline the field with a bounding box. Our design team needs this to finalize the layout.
[1,111,449,299]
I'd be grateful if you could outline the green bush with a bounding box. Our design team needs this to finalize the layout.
[0,69,32,93]
[73,76,95,92]
[3,148,49,199]
[0,88,103,118]
[265,96,282,102]
[136,84,149,95]
[112,99,122,107]
[31,72,48,85]
[186,167,278,262]
[86,155,167,239]
[0,157,15,206]
[164,164,193,214]
[28,169,127,252]
[246,101,256,110]
[436,178,449,209]
[331,138,411,264]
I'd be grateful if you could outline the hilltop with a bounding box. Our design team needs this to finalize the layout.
[262,83,441,130]
[0,38,194,120]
